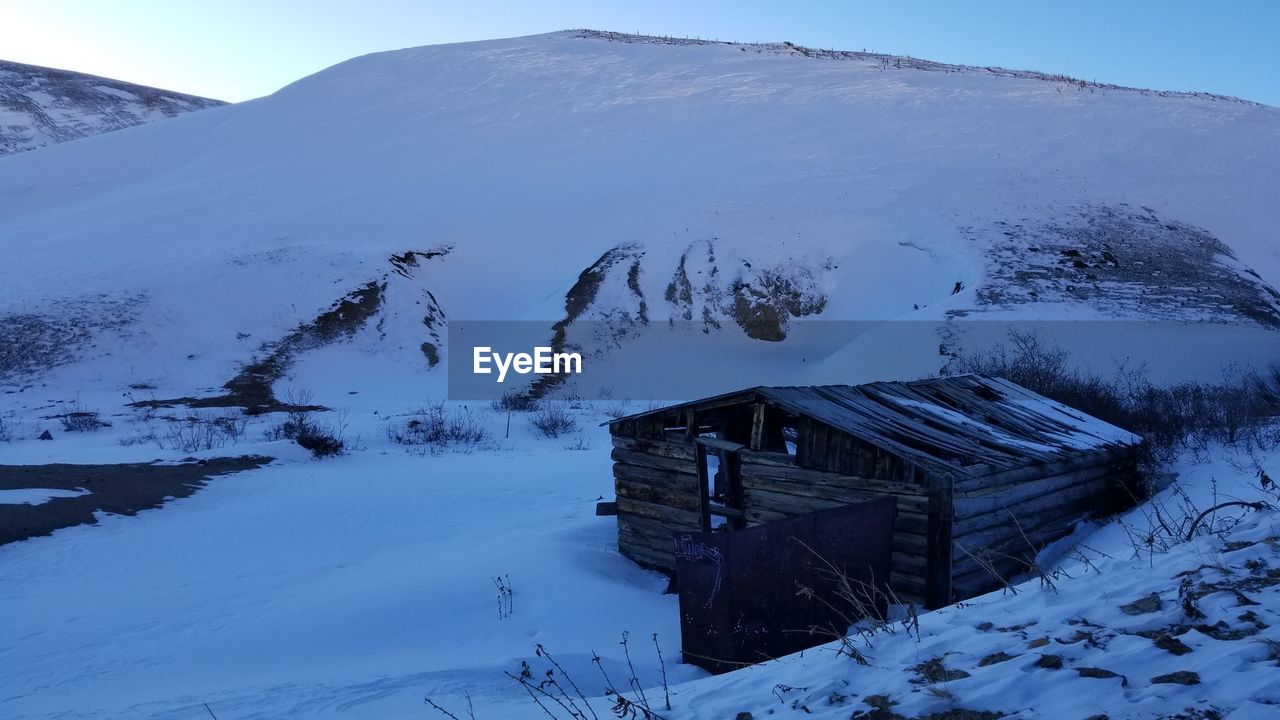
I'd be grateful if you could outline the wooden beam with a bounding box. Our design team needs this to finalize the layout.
[749,402,766,451]
[741,487,930,534]
[694,442,711,532]
[696,436,746,453]
[613,462,698,493]
[739,450,927,494]
[611,447,696,474]
[925,472,954,608]
[740,473,930,513]
[612,435,697,461]
[954,447,1120,493]
[615,496,702,529]
[953,472,1127,537]
[615,479,701,512]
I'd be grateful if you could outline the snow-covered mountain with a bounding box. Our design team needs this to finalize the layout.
[2,30,1278,414]
[0,59,224,155]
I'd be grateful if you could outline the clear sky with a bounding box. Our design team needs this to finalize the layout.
[3,0,1278,106]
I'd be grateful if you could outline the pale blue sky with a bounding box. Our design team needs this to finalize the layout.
[3,0,1277,106]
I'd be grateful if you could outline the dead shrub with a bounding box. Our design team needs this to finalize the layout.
[491,390,540,412]
[59,408,107,432]
[948,330,1280,461]
[531,404,580,438]
[386,403,491,453]
[160,411,248,452]
[266,406,348,458]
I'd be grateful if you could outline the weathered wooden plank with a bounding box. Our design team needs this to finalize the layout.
[619,541,675,572]
[616,517,681,568]
[749,402,766,451]
[835,384,1044,468]
[618,517,674,545]
[762,387,963,477]
[891,550,928,575]
[954,447,1122,493]
[617,512,680,541]
[617,523,673,554]
[741,486,850,515]
[741,472,930,512]
[739,452,928,495]
[697,436,746,453]
[953,462,1120,518]
[925,473,954,608]
[617,523,675,555]
[953,473,1126,537]
[615,479,701,512]
[611,447,697,475]
[742,487,930,535]
[879,379,1068,453]
[952,492,1107,558]
[951,519,1078,596]
[612,435,697,461]
[694,443,711,532]
[613,462,698,493]
[951,494,1105,583]
[982,377,1142,448]
[615,496,702,528]
[889,571,929,600]
[825,385,1033,467]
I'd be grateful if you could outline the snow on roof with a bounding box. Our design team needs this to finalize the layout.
[611,374,1142,476]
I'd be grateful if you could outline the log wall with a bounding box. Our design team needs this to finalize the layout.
[948,449,1141,600]
[611,434,701,572]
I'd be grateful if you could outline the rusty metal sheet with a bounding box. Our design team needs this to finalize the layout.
[675,497,897,674]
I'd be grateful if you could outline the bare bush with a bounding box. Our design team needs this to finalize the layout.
[118,427,158,447]
[602,400,633,420]
[297,423,346,458]
[791,538,920,666]
[501,636,668,720]
[491,390,540,412]
[948,330,1280,460]
[159,411,248,452]
[386,403,491,453]
[531,404,580,438]
[58,406,107,432]
[265,406,348,458]
[0,412,13,442]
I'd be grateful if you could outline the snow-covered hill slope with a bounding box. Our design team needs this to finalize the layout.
[0,59,224,156]
[3,31,1280,720]
[1,29,1278,413]
[3,411,1277,720]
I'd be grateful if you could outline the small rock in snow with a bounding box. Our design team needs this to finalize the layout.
[1120,592,1163,615]
[1151,671,1200,685]
[1033,654,1064,670]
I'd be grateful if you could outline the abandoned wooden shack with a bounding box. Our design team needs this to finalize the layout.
[607,374,1144,608]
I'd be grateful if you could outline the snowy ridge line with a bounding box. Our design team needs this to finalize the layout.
[571,29,1261,106]
[0,59,222,106]
[0,58,226,155]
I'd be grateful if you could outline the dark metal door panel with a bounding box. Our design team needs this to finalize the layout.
[675,497,896,674]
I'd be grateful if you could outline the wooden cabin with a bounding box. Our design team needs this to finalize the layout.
[607,375,1143,608]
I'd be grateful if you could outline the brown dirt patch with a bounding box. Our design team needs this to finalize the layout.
[0,456,271,545]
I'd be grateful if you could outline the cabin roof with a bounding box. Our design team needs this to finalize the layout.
[607,375,1142,476]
